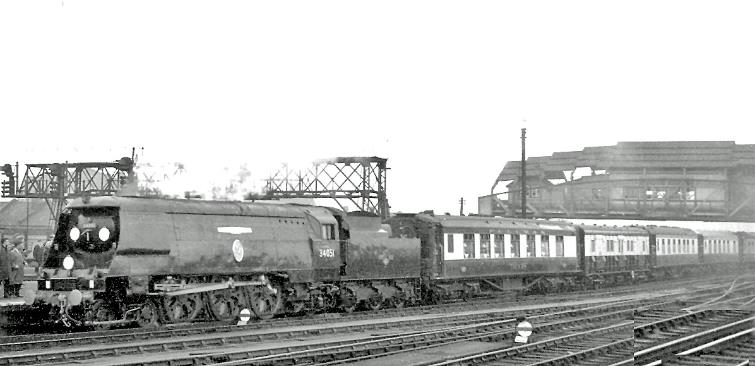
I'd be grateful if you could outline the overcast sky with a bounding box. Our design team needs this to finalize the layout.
[1,1,754,215]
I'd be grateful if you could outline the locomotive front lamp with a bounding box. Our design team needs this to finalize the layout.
[70,227,80,241]
[98,227,110,241]
[63,255,75,270]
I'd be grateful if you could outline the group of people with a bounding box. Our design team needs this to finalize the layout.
[0,236,26,298]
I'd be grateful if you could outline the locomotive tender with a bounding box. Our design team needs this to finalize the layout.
[33,196,755,327]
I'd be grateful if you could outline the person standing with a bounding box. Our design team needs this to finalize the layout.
[33,240,44,274]
[0,239,10,298]
[9,239,25,298]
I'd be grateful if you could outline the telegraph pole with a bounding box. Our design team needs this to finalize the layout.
[521,128,527,219]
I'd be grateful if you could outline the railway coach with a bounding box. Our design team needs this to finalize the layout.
[644,226,700,279]
[387,213,581,299]
[577,225,650,284]
[698,230,740,271]
[737,231,755,267]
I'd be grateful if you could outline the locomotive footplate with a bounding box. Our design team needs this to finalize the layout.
[37,278,106,291]
[152,278,269,296]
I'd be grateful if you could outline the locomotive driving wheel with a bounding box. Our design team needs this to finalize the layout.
[247,285,281,320]
[389,289,406,309]
[85,299,116,330]
[366,290,383,311]
[163,294,203,323]
[136,299,161,328]
[205,289,243,322]
[339,289,358,313]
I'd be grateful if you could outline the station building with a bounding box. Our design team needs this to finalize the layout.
[479,141,755,222]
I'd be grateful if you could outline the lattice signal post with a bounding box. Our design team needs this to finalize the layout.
[263,157,390,219]
[1,157,135,225]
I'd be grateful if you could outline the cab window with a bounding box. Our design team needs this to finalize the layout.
[322,224,336,240]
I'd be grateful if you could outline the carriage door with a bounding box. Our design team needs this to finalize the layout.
[648,234,657,268]
[697,234,704,263]
[576,228,587,275]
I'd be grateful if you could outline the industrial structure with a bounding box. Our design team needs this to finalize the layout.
[479,141,755,222]
[1,157,135,229]
[263,156,390,219]
[0,199,52,247]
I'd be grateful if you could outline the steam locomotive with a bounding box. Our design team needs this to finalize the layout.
[31,196,755,328]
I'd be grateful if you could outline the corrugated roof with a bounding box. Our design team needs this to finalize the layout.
[497,157,566,181]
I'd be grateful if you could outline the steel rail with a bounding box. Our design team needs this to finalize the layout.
[207,306,635,366]
[634,315,755,365]
[0,299,635,366]
[416,321,634,366]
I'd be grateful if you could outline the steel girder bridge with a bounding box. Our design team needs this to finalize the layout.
[263,156,390,219]
[1,157,135,226]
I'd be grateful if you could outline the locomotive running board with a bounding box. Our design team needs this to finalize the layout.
[152,280,267,297]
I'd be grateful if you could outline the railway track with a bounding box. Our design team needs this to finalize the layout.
[0,298,647,366]
[1,273,735,352]
[632,309,755,365]
[661,328,755,366]
[133,299,640,366]
[411,323,634,366]
[0,275,745,366]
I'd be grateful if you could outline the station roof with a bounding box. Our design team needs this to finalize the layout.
[497,141,755,182]
[0,199,52,236]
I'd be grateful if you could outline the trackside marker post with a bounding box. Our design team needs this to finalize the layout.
[515,320,532,343]
[237,308,252,325]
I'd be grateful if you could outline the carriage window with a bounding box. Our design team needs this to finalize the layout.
[606,240,615,252]
[463,234,475,258]
[511,235,521,258]
[526,235,536,257]
[480,234,491,258]
[618,239,624,253]
[494,234,504,258]
[322,224,336,240]
[447,234,454,253]
[590,239,596,253]
[540,235,550,257]
[555,235,564,257]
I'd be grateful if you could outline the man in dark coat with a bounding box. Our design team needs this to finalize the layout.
[9,239,25,297]
[0,238,10,298]
[33,241,45,274]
